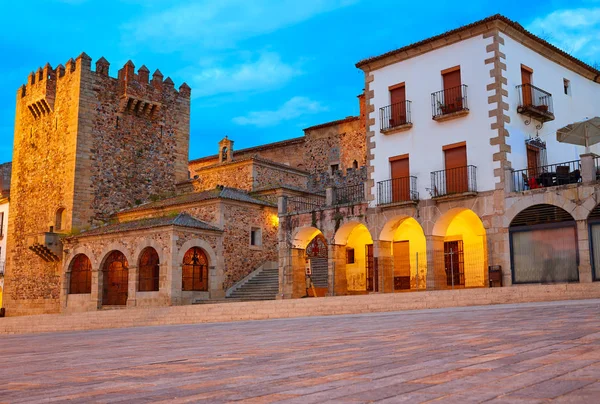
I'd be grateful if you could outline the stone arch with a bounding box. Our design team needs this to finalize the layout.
[292,226,324,249]
[55,207,66,231]
[333,222,375,292]
[334,221,368,245]
[176,238,217,268]
[67,253,92,294]
[100,250,130,306]
[504,194,580,227]
[137,247,160,292]
[431,208,487,288]
[98,242,134,270]
[133,239,167,269]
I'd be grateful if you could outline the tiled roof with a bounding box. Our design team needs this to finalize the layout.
[74,213,221,238]
[119,186,276,214]
[355,14,600,78]
[303,116,360,132]
[189,136,305,164]
[191,155,308,174]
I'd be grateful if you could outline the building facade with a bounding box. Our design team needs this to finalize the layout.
[0,162,9,308]
[278,14,600,299]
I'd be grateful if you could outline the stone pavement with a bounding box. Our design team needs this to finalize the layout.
[1,300,600,403]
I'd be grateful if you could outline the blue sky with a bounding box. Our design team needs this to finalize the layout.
[0,0,598,163]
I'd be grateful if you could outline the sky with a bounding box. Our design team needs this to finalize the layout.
[0,0,598,164]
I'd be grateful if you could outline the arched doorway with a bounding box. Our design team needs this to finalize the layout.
[69,254,92,294]
[102,251,129,305]
[138,247,160,292]
[432,209,487,288]
[335,222,375,293]
[510,204,578,283]
[306,233,328,290]
[381,217,427,291]
[182,247,209,291]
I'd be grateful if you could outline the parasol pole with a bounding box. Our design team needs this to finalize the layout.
[585,124,590,154]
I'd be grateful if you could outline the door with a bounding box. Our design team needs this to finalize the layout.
[521,66,533,106]
[390,85,406,126]
[527,145,540,179]
[102,252,129,305]
[444,145,468,194]
[366,244,376,292]
[442,68,462,112]
[444,241,465,287]
[390,156,410,202]
[393,241,411,290]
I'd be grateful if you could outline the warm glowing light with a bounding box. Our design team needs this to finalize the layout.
[269,214,280,227]
[445,210,487,287]
[393,217,427,288]
[344,224,373,292]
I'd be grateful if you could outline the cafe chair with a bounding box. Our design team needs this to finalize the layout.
[556,166,570,185]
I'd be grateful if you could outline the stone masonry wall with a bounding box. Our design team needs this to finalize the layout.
[253,163,308,190]
[191,163,254,192]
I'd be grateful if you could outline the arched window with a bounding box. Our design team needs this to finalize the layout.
[102,251,129,306]
[55,208,66,231]
[182,247,209,291]
[221,147,228,162]
[69,254,92,294]
[138,247,160,292]
[352,160,359,169]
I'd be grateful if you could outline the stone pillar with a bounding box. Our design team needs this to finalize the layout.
[425,235,445,290]
[277,195,287,215]
[580,153,597,183]
[59,263,69,311]
[326,187,334,206]
[576,219,593,283]
[376,240,393,293]
[92,266,102,308]
[504,167,514,193]
[330,244,347,296]
[127,265,138,307]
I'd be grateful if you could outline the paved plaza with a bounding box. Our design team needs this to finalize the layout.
[1,300,600,403]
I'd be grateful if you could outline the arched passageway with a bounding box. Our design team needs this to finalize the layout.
[335,222,375,293]
[432,209,487,288]
[102,251,129,305]
[510,204,578,284]
[69,254,92,294]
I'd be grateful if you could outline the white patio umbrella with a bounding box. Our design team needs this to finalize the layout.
[556,117,600,154]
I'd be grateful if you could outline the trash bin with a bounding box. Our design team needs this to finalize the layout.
[488,265,502,287]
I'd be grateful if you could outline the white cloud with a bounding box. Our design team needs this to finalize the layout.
[123,0,358,50]
[183,52,302,97]
[527,7,600,63]
[233,97,327,127]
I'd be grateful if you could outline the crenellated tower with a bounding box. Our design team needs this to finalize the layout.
[4,53,191,316]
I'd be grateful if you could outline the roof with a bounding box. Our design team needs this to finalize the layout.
[355,14,600,79]
[303,116,360,132]
[73,213,221,238]
[189,136,305,164]
[192,155,308,175]
[119,186,276,214]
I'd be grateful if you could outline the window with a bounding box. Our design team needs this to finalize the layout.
[69,254,92,294]
[352,160,359,169]
[0,211,3,236]
[330,164,339,175]
[221,147,228,162]
[182,247,209,291]
[250,228,262,246]
[346,248,355,264]
[55,208,65,231]
[563,78,571,95]
[138,247,160,292]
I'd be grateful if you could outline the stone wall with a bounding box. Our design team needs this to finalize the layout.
[308,166,367,192]
[253,162,308,190]
[4,54,190,316]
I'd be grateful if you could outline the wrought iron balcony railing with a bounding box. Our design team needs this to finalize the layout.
[380,101,412,131]
[516,83,555,123]
[431,85,468,119]
[512,160,580,192]
[430,165,477,197]
[334,183,365,205]
[377,176,418,205]
[286,194,326,214]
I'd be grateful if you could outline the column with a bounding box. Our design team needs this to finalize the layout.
[91,266,102,308]
[577,219,593,283]
[127,265,138,307]
[375,240,393,293]
[580,153,597,183]
[426,235,445,290]
[329,244,347,296]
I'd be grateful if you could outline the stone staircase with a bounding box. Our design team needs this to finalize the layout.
[227,262,279,301]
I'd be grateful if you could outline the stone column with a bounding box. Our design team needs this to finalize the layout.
[376,240,393,293]
[59,262,69,311]
[329,244,347,296]
[92,266,102,308]
[580,153,597,183]
[127,265,138,307]
[577,219,593,283]
[425,235,445,290]
[277,195,287,215]
[326,187,335,206]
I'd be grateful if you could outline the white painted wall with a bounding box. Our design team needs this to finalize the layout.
[502,34,600,171]
[368,35,498,207]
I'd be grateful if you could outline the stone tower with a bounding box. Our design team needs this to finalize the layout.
[3,53,190,316]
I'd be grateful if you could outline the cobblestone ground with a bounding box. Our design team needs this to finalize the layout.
[1,300,600,403]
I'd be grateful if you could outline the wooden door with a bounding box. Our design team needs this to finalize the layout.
[442,68,462,112]
[527,146,540,178]
[393,241,411,290]
[444,145,468,194]
[444,241,464,287]
[390,156,410,202]
[366,244,376,292]
[102,254,129,306]
[521,67,533,106]
[390,85,406,126]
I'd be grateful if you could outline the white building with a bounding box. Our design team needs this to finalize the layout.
[0,162,10,307]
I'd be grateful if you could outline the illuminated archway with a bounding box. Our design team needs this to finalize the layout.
[335,222,374,292]
[432,208,487,288]
[381,217,427,291]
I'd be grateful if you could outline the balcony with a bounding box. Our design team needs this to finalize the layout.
[27,232,63,262]
[516,84,555,124]
[431,166,477,198]
[512,160,580,192]
[377,176,419,206]
[380,101,412,134]
[431,85,469,121]
[334,183,365,205]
